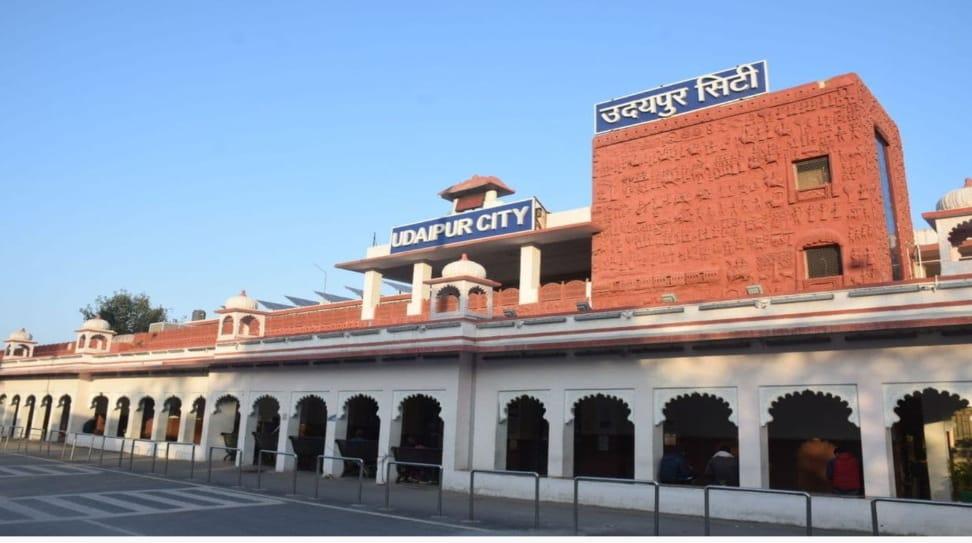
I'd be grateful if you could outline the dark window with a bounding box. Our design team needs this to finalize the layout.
[795,157,831,191]
[875,132,902,280]
[805,245,842,278]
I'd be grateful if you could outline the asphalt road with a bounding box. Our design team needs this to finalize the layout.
[0,441,863,536]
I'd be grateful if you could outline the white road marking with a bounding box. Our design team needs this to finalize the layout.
[0,464,99,478]
[83,519,144,536]
[82,493,158,515]
[4,452,490,533]
[0,499,57,522]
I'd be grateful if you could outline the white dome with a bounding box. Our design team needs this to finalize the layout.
[81,317,111,331]
[225,290,258,311]
[442,254,486,279]
[7,328,32,342]
[936,178,972,211]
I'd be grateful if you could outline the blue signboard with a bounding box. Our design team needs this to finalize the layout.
[595,61,769,134]
[390,199,537,254]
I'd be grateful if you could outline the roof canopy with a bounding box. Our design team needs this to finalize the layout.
[438,175,515,201]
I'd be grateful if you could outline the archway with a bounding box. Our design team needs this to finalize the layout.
[56,395,71,440]
[572,394,634,478]
[86,395,108,435]
[335,395,380,477]
[504,396,549,475]
[208,395,241,462]
[39,395,53,440]
[189,397,206,445]
[288,396,327,471]
[249,396,280,466]
[394,395,443,483]
[23,396,36,439]
[891,387,971,501]
[9,395,20,431]
[137,397,156,439]
[661,393,738,485]
[115,397,131,437]
[767,390,863,494]
[163,397,182,442]
[435,286,461,313]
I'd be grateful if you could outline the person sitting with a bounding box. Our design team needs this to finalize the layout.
[658,447,695,484]
[827,446,863,496]
[704,444,739,486]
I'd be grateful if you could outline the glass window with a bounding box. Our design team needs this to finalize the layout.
[875,132,903,280]
[795,156,831,191]
[806,245,842,278]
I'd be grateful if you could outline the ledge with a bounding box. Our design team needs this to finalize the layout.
[770,292,836,305]
[388,325,421,333]
[316,332,345,340]
[698,300,756,311]
[476,321,516,329]
[574,311,622,322]
[632,307,685,317]
[425,321,461,330]
[847,284,921,298]
[349,329,380,337]
[522,316,568,326]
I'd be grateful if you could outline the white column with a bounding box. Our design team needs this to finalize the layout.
[737,382,764,488]
[518,245,541,305]
[858,381,893,497]
[546,391,566,477]
[407,262,432,316]
[361,270,383,321]
[376,395,393,484]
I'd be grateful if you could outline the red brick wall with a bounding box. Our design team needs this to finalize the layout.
[591,73,913,309]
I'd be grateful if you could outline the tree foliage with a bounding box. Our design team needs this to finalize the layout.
[80,290,169,335]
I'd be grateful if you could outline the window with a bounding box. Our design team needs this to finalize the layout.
[875,132,903,280]
[794,156,831,191]
[805,245,842,278]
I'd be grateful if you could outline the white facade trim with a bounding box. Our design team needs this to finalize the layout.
[564,388,634,424]
[334,390,382,420]
[882,381,972,427]
[497,389,550,423]
[392,389,446,421]
[654,387,738,425]
[759,384,860,426]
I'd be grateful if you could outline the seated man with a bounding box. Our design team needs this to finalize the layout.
[658,448,695,484]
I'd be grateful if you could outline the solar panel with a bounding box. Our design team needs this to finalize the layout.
[314,291,353,303]
[345,286,364,298]
[258,300,294,310]
[285,296,320,307]
[383,280,412,293]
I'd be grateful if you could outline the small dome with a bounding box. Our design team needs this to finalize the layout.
[81,317,111,331]
[7,328,32,342]
[442,254,486,279]
[224,290,258,311]
[936,178,972,211]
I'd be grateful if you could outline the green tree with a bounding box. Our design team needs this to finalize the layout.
[80,290,169,334]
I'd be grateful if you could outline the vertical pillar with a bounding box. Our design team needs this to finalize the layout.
[407,262,432,316]
[453,353,475,471]
[518,245,541,305]
[323,416,340,476]
[546,390,566,477]
[633,396,654,481]
[376,395,393,484]
[858,381,893,497]
[361,270,383,321]
[737,383,764,488]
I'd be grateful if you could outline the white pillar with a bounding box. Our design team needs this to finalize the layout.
[859,381,893,497]
[519,245,541,305]
[376,395,393,484]
[737,382,764,488]
[546,391,566,477]
[924,421,953,500]
[361,270,383,321]
[407,262,432,316]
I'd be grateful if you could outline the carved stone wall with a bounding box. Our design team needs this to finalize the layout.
[591,73,913,309]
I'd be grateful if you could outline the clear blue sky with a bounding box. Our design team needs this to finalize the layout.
[2,1,970,343]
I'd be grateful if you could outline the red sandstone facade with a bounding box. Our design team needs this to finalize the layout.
[591,73,913,309]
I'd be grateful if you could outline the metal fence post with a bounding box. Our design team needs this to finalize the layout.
[703,485,812,537]
[468,469,540,529]
[574,477,660,536]
[870,497,972,536]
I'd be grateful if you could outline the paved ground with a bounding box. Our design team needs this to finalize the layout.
[0,439,862,536]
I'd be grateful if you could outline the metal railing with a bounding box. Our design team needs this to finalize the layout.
[47,429,67,457]
[128,438,158,473]
[469,469,540,528]
[67,432,96,461]
[574,476,660,536]
[871,497,972,536]
[97,436,126,466]
[704,485,811,536]
[163,442,198,478]
[255,450,298,494]
[384,460,443,516]
[2,426,24,452]
[207,446,242,486]
[25,428,45,454]
[316,454,365,503]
